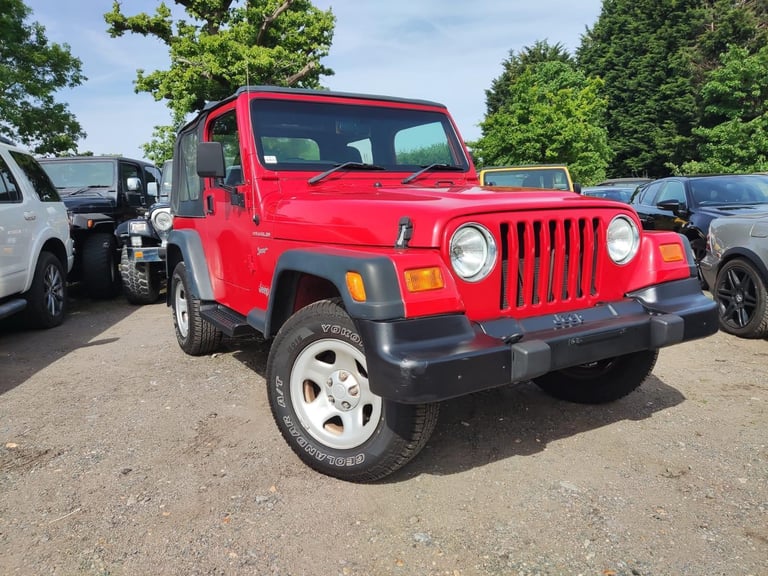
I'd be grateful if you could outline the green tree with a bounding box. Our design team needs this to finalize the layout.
[681,44,768,174]
[577,0,707,178]
[485,40,573,116]
[473,57,612,185]
[0,0,86,154]
[105,0,336,163]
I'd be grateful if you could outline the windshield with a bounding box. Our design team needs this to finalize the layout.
[250,99,470,173]
[483,167,570,190]
[41,160,114,189]
[690,175,768,206]
[159,160,173,201]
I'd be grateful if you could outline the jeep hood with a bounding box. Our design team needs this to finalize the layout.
[61,192,117,214]
[270,184,629,248]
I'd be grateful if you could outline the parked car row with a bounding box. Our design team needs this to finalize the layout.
[1,140,173,330]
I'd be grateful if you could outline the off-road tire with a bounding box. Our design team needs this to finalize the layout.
[171,261,222,355]
[120,247,161,305]
[714,257,768,339]
[24,251,67,329]
[266,298,439,483]
[81,232,121,299]
[533,350,658,404]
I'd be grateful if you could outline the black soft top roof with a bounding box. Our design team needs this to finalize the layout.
[180,85,448,134]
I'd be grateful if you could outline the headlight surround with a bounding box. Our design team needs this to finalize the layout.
[151,209,173,233]
[606,215,640,264]
[449,223,497,282]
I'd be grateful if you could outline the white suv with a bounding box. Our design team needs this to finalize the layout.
[0,138,74,328]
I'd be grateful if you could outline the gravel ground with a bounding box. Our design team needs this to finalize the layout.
[0,292,766,576]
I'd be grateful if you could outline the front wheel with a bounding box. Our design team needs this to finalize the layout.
[713,257,768,339]
[120,248,161,305]
[533,350,658,404]
[266,299,439,482]
[170,261,222,355]
[24,251,67,329]
[81,232,121,299]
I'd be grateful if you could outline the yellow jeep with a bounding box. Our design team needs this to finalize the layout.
[479,164,580,193]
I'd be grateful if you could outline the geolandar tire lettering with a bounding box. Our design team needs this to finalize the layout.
[266,298,439,483]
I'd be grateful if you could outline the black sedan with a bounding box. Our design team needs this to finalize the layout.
[629,174,768,265]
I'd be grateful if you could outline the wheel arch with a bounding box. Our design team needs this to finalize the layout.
[718,247,768,285]
[166,229,215,302]
[263,249,405,338]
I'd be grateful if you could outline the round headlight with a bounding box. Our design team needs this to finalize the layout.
[152,209,173,232]
[449,223,497,282]
[606,215,640,264]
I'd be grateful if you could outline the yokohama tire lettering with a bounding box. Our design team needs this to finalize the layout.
[321,323,361,345]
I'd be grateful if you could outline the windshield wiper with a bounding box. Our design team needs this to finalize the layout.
[308,162,385,185]
[401,163,463,185]
[66,184,111,196]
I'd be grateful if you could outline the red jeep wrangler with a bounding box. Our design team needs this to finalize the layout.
[166,86,717,482]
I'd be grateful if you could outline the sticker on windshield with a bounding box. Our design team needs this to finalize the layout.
[264,155,277,164]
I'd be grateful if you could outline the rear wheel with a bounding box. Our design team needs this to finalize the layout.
[533,350,658,404]
[81,232,121,299]
[266,299,439,482]
[171,261,222,355]
[24,251,67,329]
[120,247,161,304]
[714,257,768,339]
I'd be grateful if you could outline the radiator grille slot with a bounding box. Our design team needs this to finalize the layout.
[500,216,601,310]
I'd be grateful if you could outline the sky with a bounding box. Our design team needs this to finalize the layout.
[25,0,604,163]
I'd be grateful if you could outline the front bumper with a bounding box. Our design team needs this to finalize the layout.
[358,277,718,404]
[125,246,166,263]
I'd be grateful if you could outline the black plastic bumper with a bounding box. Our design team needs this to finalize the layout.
[357,277,718,404]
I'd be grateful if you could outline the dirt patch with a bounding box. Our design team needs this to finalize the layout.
[1,294,766,575]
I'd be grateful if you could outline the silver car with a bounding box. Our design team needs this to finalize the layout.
[701,214,768,338]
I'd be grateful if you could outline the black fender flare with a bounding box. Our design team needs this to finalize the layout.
[263,248,405,337]
[166,229,215,301]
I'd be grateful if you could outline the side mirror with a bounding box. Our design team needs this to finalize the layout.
[197,142,226,178]
[573,182,582,194]
[656,199,686,215]
[126,177,142,192]
[147,182,158,197]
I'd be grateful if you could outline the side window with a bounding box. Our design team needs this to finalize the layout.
[144,165,160,185]
[119,162,141,191]
[0,155,22,203]
[394,122,452,165]
[10,152,60,202]
[177,130,201,204]
[210,110,243,185]
[656,181,686,204]
[637,182,661,205]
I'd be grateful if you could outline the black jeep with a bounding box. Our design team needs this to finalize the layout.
[38,156,161,299]
[115,159,173,304]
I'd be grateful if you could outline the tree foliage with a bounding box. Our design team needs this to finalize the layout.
[681,44,768,174]
[105,0,336,163]
[473,47,612,185]
[577,0,768,178]
[0,0,86,154]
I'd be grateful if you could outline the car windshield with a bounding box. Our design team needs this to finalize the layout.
[484,168,570,190]
[249,98,470,174]
[690,175,768,206]
[41,161,114,190]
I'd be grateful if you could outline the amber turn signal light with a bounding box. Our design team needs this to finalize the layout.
[345,272,367,302]
[404,267,444,292]
[659,243,685,262]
